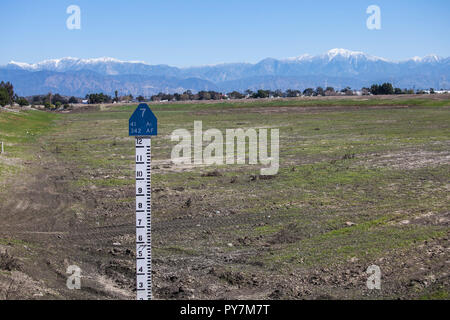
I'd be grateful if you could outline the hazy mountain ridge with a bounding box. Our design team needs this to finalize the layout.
[1,49,449,96]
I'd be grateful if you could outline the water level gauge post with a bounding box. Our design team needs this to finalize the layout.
[129,103,158,300]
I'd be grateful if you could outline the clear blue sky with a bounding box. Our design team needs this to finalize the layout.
[2,0,449,66]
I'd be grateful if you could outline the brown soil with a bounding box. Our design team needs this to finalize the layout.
[0,103,448,300]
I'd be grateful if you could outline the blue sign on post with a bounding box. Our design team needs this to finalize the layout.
[129,103,158,136]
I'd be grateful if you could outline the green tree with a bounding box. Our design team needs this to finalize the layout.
[52,93,67,105]
[273,89,283,98]
[286,89,300,97]
[43,93,52,104]
[325,87,335,96]
[341,87,353,95]
[228,91,244,99]
[253,90,269,98]
[198,91,211,100]
[303,88,314,96]
[0,81,14,105]
[370,83,394,95]
[179,93,189,101]
[316,87,325,96]
[381,83,394,95]
[86,93,112,104]
[210,91,222,100]
[44,102,54,109]
[0,87,9,107]
[16,97,29,107]
[68,96,78,104]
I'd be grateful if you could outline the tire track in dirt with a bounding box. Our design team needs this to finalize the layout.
[0,144,134,299]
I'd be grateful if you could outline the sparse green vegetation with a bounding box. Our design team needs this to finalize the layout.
[0,96,449,299]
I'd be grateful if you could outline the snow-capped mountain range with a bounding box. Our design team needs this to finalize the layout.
[1,49,449,97]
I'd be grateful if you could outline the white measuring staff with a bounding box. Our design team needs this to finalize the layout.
[129,103,157,300]
[135,137,152,300]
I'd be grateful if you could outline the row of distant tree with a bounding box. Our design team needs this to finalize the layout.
[0,81,446,108]
[148,84,438,102]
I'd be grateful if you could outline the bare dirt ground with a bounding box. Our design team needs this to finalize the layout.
[0,98,449,300]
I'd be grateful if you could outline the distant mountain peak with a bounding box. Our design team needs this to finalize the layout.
[284,49,389,63]
[284,54,314,62]
[327,48,361,57]
[325,48,388,62]
[420,54,441,62]
[8,60,36,70]
[408,54,444,63]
